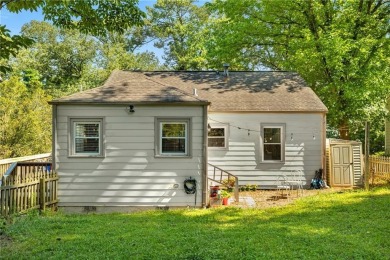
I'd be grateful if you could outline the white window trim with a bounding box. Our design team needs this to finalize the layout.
[207,124,229,150]
[260,123,285,163]
[69,118,105,157]
[155,117,192,157]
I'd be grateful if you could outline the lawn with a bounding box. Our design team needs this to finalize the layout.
[1,186,389,259]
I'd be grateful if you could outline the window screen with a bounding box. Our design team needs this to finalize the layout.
[208,127,226,148]
[161,122,187,154]
[263,127,282,161]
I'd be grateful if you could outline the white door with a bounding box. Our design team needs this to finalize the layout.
[331,145,353,186]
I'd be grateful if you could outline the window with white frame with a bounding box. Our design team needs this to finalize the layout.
[261,124,285,162]
[208,125,228,148]
[70,118,103,156]
[156,118,191,156]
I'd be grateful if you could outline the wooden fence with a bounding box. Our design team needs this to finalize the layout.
[0,162,58,216]
[369,155,390,184]
[0,153,51,178]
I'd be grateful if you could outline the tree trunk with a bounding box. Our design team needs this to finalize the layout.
[338,121,350,140]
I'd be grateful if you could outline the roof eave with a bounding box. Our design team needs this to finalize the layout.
[208,109,328,113]
[48,100,211,106]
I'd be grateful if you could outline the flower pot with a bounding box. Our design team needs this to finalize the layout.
[222,197,229,205]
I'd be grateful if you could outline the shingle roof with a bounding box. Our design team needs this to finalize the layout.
[51,70,328,112]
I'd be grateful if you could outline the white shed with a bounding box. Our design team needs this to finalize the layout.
[326,139,363,187]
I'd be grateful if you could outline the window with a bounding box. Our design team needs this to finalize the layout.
[208,125,228,149]
[156,118,191,157]
[261,124,285,162]
[70,118,103,156]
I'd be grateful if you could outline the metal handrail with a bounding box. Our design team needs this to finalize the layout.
[0,162,52,187]
[208,163,239,202]
[0,163,17,186]
[0,153,51,178]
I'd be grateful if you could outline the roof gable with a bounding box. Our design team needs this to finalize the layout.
[51,70,328,112]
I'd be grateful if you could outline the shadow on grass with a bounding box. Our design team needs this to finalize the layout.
[2,188,389,259]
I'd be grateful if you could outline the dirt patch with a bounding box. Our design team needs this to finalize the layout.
[0,233,13,247]
[231,188,348,209]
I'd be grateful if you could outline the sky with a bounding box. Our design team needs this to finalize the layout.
[0,0,209,62]
[0,1,174,61]
[0,1,160,35]
[1,9,43,35]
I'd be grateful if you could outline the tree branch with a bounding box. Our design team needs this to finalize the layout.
[0,0,18,10]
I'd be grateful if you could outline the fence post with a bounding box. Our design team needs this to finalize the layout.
[364,122,370,190]
[39,178,46,211]
[234,176,239,202]
[371,158,375,185]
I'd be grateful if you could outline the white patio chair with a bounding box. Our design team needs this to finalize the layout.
[286,170,304,197]
[276,175,291,199]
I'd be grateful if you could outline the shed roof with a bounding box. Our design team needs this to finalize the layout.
[51,70,328,112]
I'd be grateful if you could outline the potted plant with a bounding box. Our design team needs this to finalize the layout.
[221,179,235,192]
[220,190,231,205]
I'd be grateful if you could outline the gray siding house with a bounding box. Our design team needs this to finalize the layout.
[50,70,327,211]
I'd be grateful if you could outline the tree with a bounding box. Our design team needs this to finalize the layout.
[147,0,209,70]
[208,0,390,142]
[8,21,165,98]
[0,25,34,74]
[97,32,163,75]
[0,77,51,159]
[9,21,101,96]
[0,0,145,73]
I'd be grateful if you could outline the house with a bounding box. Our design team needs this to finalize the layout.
[50,70,328,212]
[386,97,390,155]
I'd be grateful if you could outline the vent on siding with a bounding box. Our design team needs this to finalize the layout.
[326,146,331,185]
[83,206,97,213]
[156,206,169,210]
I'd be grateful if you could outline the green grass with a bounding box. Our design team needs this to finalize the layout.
[1,187,389,259]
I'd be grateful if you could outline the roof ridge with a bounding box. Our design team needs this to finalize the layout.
[143,73,207,102]
[52,80,110,101]
[103,70,141,87]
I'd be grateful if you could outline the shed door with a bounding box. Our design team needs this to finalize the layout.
[331,145,353,186]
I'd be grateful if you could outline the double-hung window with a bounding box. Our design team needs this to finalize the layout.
[208,125,228,149]
[70,118,103,157]
[156,118,191,157]
[261,124,285,162]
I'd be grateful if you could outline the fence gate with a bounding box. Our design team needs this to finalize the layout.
[331,145,353,186]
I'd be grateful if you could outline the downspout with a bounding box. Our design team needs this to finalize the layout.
[202,104,209,208]
[52,104,57,171]
[322,113,327,181]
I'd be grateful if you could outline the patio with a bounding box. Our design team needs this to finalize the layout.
[228,188,342,209]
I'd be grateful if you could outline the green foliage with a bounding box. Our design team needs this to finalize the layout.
[0,77,51,159]
[147,0,209,70]
[221,178,235,192]
[0,25,34,74]
[0,0,144,74]
[98,35,163,73]
[2,0,144,37]
[220,189,231,198]
[13,21,101,95]
[41,0,145,37]
[7,21,165,97]
[1,187,389,258]
[0,14,163,158]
